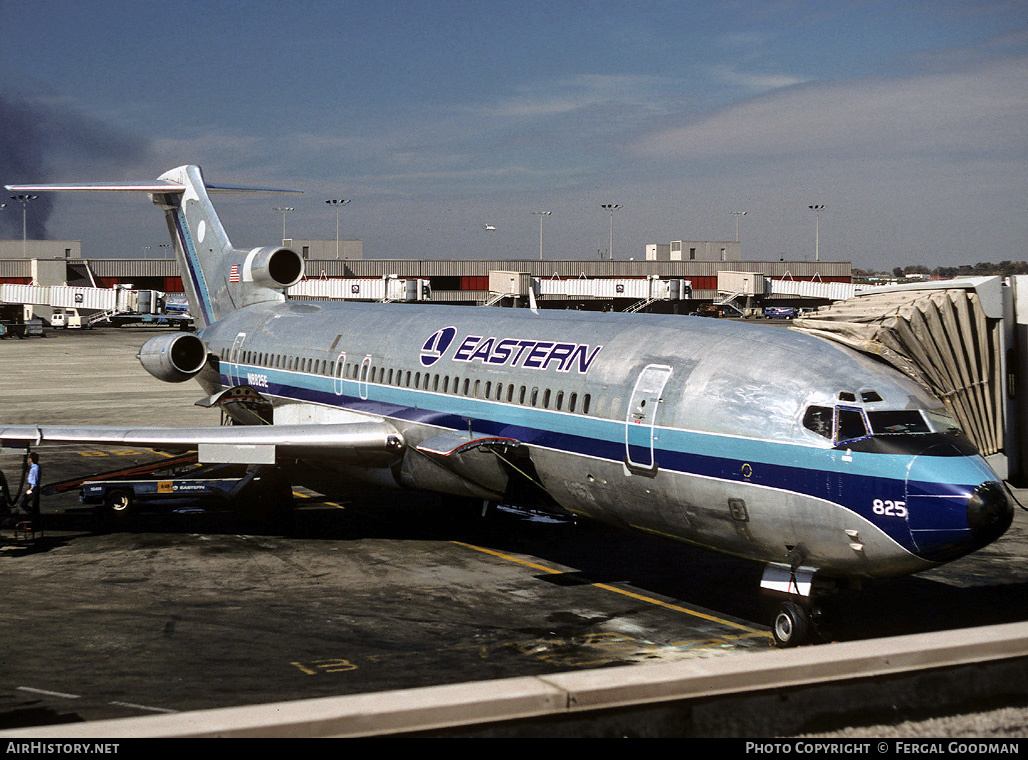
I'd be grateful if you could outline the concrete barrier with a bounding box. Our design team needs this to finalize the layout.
[4,620,1028,738]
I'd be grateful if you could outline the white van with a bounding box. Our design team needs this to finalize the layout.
[51,308,83,329]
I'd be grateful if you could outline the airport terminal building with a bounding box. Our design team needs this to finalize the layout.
[0,238,850,314]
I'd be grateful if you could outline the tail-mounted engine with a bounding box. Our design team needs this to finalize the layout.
[138,332,207,383]
[244,246,304,290]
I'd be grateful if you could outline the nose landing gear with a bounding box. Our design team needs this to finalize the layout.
[762,562,825,647]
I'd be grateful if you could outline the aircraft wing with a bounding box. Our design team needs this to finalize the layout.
[0,422,404,466]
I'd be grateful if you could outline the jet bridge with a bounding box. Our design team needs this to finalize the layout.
[0,283,164,326]
[288,277,431,302]
[791,277,1027,481]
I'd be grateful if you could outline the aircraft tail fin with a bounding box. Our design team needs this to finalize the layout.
[5,165,304,329]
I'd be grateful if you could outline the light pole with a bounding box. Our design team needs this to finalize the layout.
[325,199,350,259]
[10,194,37,258]
[730,210,747,242]
[601,204,621,260]
[274,206,294,245]
[532,211,552,260]
[808,204,825,261]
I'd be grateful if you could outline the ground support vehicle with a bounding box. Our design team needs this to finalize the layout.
[31,453,292,526]
[79,462,292,522]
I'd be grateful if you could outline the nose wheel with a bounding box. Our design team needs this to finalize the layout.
[772,601,811,647]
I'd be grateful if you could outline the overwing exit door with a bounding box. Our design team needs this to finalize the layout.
[229,332,246,387]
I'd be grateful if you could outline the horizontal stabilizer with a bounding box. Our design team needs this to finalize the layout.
[206,183,302,194]
[5,180,186,193]
[4,181,301,195]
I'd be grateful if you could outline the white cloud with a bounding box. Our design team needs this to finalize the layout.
[473,74,674,121]
[709,65,809,93]
[634,57,1028,162]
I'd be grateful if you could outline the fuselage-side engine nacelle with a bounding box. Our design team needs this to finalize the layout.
[138,332,207,383]
[244,246,305,290]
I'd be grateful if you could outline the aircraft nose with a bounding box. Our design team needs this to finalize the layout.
[904,442,1013,562]
[965,481,1013,549]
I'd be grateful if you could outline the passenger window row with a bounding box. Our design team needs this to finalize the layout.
[220,347,592,414]
[343,360,592,414]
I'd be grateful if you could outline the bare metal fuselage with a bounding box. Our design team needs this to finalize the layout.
[198,298,1005,580]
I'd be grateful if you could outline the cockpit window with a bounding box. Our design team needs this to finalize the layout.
[867,410,930,435]
[803,406,833,438]
[836,407,869,443]
[804,404,961,446]
[924,409,962,434]
[803,405,870,444]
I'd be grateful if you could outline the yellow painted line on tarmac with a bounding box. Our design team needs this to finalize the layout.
[452,541,767,636]
[291,490,346,510]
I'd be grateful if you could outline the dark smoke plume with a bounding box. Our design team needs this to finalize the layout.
[0,94,149,239]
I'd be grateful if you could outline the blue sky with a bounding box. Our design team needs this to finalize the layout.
[1,0,1026,270]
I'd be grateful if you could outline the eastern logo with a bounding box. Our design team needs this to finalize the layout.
[418,327,602,374]
[420,326,457,367]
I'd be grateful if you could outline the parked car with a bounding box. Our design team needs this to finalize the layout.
[763,307,798,319]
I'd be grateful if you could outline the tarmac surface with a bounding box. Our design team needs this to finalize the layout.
[2,325,1028,735]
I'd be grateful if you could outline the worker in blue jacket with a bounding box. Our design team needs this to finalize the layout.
[19,452,40,521]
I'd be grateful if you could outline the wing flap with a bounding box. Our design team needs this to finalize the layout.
[0,423,404,465]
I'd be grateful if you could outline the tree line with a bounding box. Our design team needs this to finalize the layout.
[854,262,1028,279]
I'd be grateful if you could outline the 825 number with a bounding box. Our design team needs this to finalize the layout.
[872,499,908,518]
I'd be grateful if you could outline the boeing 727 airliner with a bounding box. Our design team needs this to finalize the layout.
[1,165,1014,646]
